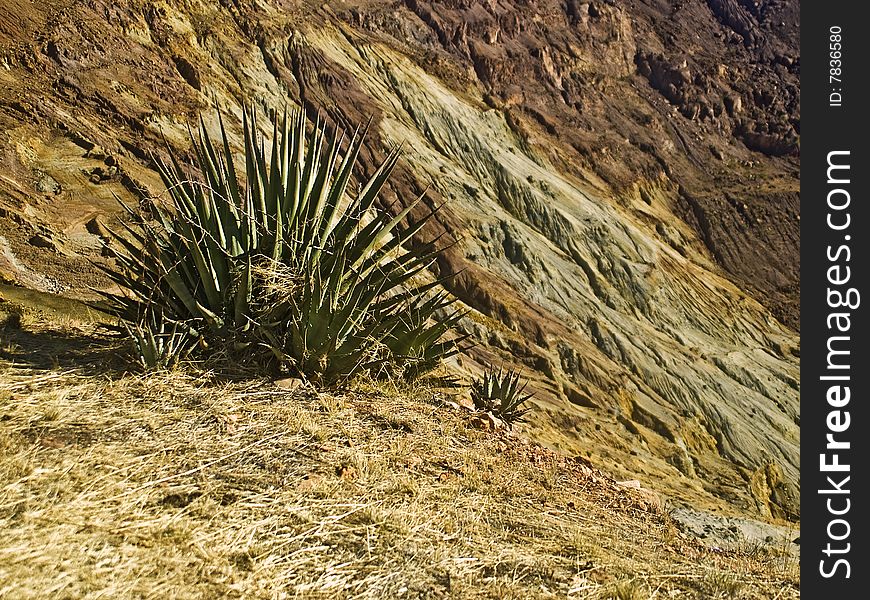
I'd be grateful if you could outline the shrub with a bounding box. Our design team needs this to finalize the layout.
[470,365,534,426]
[99,105,462,383]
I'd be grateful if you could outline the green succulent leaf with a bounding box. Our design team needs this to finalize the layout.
[98,103,460,382]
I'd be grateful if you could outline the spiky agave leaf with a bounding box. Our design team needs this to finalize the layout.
[254,246,456,385]
[372,288,468,380]
[470,366,535,427]
[124,312,197,370]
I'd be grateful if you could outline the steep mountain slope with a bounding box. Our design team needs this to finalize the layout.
[0,0,799,520]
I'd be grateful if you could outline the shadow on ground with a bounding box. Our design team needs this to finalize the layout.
[0,284,127,374]
[0,316,125,375]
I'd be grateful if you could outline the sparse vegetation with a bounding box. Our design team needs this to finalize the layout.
[470,365,534,426]
[608,579,648,600]
[699,570,746,599]
[99,105,462,383]
[0,313,800,598]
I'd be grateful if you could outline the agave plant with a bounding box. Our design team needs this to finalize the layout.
[470,366,534,427]
[99,104,464,382]
[124,313,196,370]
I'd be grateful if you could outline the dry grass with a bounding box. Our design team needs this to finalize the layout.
[0,315,798,599]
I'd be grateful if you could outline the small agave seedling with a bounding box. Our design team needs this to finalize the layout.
[124,314,196,370]
[470,365,534,427]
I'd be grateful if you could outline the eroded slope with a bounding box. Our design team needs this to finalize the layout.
[0,0,799,519]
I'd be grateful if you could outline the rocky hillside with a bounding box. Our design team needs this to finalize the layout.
[0,0,799,521]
